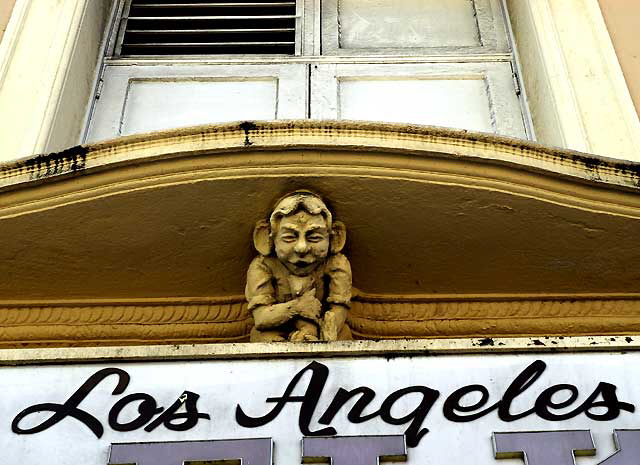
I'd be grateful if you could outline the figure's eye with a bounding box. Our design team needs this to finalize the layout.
[280,234,296,243]
[308,234,326,243]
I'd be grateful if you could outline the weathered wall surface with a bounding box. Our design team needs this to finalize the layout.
[0,0,15,42]
[599,0,640,118]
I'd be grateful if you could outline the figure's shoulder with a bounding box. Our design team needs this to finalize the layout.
[248,255,280,274]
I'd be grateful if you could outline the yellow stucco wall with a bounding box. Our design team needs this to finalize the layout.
[0,0,15,42]
[599,0,640,118]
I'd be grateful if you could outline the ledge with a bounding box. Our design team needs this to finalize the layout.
[1,121,640,191]
[0,293,639,348]
[1,335,639,366]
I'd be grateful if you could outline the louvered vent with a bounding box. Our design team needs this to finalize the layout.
[117,0,297,56]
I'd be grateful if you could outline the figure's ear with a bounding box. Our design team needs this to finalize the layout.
[253,220,273,256]
[331,221,347,254]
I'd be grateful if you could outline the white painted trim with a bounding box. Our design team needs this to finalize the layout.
[0,0,31,86]
[0,0,112,161]
[0,0,80,159]
[507,0,640,161]
[535,0,590,152]
[588,0,640,154]
[36,0,89,152]
[79,0,121,144]
[0,336,638,365]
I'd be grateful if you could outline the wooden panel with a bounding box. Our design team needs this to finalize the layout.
[322,0,510,55]
[338,78,493,133]
[121,78,278,135]
[311,63,526,138]
[86,63,308,142]
[338,0,481,49]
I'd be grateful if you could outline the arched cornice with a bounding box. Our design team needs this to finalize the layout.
[0,121,639,346]
[1,120,640,213]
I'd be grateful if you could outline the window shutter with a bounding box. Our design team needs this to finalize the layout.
[117,0,297,56]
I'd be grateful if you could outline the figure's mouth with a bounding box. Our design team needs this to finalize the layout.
[287,259,317,276]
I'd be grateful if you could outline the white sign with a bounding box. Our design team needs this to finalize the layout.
[2,352,639,465]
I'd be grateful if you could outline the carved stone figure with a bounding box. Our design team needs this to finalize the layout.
[246,191,352,342]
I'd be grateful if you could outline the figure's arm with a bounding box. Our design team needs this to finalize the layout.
[246,257,292,330]
[321,254,353,341]
[246,258,322,331]
[253,289,322,330]
[321,304,348,341]
[329,304,348,327]
[252,301,298,330]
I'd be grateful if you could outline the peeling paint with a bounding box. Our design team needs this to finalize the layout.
[239,121,257,147]
[20,145,87,180]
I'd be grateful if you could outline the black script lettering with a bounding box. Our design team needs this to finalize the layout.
[237,362,439,447]
[13,368,211,437]
[236,361,335,435]
[443,360,634,425]
[497,360,544,421]
[534,384,580,420]
[319,386,438,448]
[108,393,163,431]
[442,384,494,422]
[144,391,210,432]
[582,383,634,420]
[12,367,130,438]
[378,387,439,448]
[318,387,378,424]
[442,361,548,423]
[498,362,632,421]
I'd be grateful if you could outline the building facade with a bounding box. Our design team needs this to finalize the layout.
[0,1,639,464]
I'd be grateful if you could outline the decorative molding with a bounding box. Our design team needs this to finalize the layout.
[350,292,640,338]
[350,302,640,339]
[1,293,639,348]
[0,297,251,347]
[1,121,640,194]
[350,293,640,339]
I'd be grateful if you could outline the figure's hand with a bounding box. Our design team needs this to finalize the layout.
[289,330,320,342]
[296,289,322,321]
[320,311,339,341]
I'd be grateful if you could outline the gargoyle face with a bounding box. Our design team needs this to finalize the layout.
[274,210,330,276]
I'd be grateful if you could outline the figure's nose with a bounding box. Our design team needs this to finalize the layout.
[294,237,310,254]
